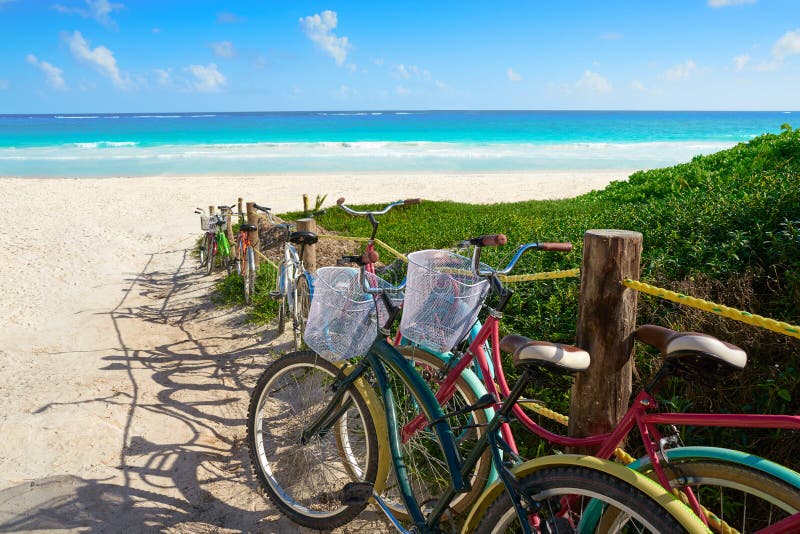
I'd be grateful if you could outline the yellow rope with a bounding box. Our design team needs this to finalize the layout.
[499,268,581,283]
[253,247,278,269]
[623,278,800,340]
[518,399,570,425]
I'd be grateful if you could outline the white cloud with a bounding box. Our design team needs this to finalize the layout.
[575,69,611,92]
[392,64,430,81]
[26,54,68,90]
[0,79,9,90]
[216,11,244,24]
[435,80,449,90]
[631,80,646,92]
[346,63,357,72]
[663,60,697,80]
[211,40,235,59]
[393,64,411,79]
[733,54,750,70]
[708,0,756,7]
[299,10,351,66]
[374,58,384,67]
[772,29,800,60]
[396,85,410,95]
[63,30,129,88]
[53,0,124,28]
[335,84,357,98]
[152,27,161,34]
[154,68,171,86]
[507,67,521,82]
[185,63,226,92]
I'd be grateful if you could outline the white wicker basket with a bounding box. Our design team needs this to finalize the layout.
[200,216,211,231]
[400,250,490,353]
[304,267,404,361]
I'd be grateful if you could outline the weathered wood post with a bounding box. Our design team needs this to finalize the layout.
[208,205,215,216]
[569,230,642,450]
[237,197,244,224]
[303,194,309,215]
[296,218,317,272]
[246,202,260,267]
[225,210,234,244]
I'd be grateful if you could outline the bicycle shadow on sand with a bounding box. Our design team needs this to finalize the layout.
[1,247,386,533]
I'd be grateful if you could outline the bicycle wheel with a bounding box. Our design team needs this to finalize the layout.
[276,262,287,335]
[637,458,800,532]
[380,345,492,526]
[205,233,216,275]
[199,233,209,269]
[293,273,312,350]
[243,247,256,304]
[247,351,380,529]
[476,465,694,533]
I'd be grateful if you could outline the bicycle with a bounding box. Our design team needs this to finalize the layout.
[195,205,234,275]
[398,237,800,533]
[254,203,320,349]
[247,242,709,533]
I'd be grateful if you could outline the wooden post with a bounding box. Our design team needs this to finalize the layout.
[225,210,234,251]
[296,218,317,272]
[208,205,215,216]
[569,230,642,450]
[302,194,309,215]
[246,202,260,266]
[237,197,244,224]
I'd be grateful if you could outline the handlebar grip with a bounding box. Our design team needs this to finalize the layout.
[476,234,507,247]
[404,198,421,205]
[336,197,346,206]
[338,250,379,266]
[538,242,573,252]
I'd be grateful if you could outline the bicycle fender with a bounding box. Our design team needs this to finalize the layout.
[333,361,391,499]
[302,271,316,300]
[460,454,709,533]
[628,445,800,489]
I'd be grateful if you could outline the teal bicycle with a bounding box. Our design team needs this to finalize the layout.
[246,241,708,533]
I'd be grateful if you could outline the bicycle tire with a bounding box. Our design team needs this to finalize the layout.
[198,233,209,269]
[476,465,695,533]
[293,273,312,350]
[635,458,800,532]
[243,247,255,304]
[247,351,380,529]
[379,345,493,526]
[205,233,216,275]
[276,262,287,335]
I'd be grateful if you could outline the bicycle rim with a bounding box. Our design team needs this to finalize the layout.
[293,274,311,350]
[379,345,492,527]
[247,351,379,529]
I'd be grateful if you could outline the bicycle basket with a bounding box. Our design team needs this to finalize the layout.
[400,250,490,353]
[303,267,404,362]
[200,216,211,231]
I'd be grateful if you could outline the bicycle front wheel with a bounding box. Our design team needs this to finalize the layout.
[293,273,312,350]
[380,345,492,526]
[639,457,800,532]
[247,351,380,530]
[205,233,216,275]
[476,465,696,533]
[243,247,255,304]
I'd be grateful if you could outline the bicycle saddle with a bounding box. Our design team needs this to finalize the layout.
[289,231,318,246]
[635,324,746,370]
[240,223,257,232]
[500,335,590,372]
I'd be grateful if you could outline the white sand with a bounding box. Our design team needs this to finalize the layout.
[0,170,629,531]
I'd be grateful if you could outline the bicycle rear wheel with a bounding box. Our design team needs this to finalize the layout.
[476,465,695,533]
[199,233,210,269]
[293,273,312,350]
[243,247,255,304]
[247,351,380,529]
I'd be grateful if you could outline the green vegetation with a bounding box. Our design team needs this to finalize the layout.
[215,126,800,465]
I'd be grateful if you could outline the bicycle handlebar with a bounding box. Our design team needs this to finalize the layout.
[336,197,421,217]
[467,238,572,277]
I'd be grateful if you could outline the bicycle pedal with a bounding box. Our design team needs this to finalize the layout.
[268,291,282,300]
[340,481,374,506]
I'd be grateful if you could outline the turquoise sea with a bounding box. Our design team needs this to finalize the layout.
[0,111,794,177]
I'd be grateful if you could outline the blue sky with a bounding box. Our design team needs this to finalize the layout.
[2,0,799,113]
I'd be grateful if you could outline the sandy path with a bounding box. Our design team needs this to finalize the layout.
[0,170,629,532]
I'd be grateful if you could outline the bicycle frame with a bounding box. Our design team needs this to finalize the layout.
[402,311,800,532]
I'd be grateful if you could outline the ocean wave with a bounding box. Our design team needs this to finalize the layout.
[55,115,99,119]
[132,115,181,118]
[189,114,217,118]
[72,141,139,148]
